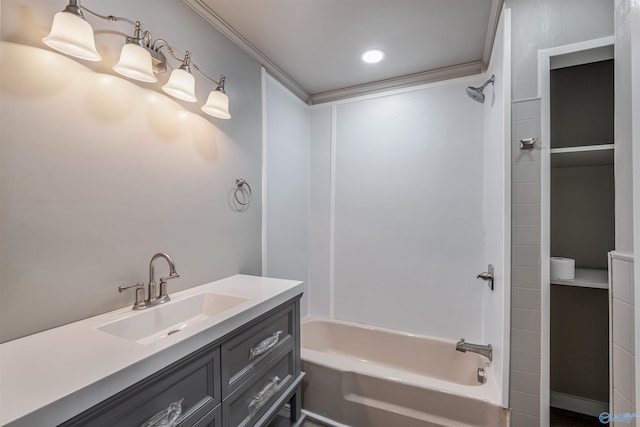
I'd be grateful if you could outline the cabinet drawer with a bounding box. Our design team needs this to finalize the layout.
[179,404,221,427]
[223,348,295,427]
[221,303,294,397]
[61,347,221,427]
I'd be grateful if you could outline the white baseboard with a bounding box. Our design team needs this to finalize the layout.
[550,391,609,417]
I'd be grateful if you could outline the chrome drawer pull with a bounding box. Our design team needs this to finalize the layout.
[140,398,183,427]
[248,376,281,416]
[249,330,283,360]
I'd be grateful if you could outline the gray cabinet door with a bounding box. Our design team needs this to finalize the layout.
[60,346,221,427]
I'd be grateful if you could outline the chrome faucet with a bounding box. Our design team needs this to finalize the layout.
[456,339,493,361]
[147,252,180,306]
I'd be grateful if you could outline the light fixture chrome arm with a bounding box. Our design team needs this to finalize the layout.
[79,5,137,26]
[192,64,226,89]
[152,39,225,88]
[76,5,153,51]
[152,39,181,59]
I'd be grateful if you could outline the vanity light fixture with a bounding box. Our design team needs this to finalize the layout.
[42,0,231,119]
[201,76,231,119]
[112,21,158,83]
[161,51,197,102]
[42,0,101,61]
[361,49,385,64]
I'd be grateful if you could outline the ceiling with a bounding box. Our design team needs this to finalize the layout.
[184,0,502,103]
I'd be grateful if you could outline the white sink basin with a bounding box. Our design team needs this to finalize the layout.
[98,293,250,345]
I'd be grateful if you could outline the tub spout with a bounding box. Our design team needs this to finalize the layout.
[456,339,492,361]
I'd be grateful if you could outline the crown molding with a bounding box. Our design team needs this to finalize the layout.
[309,61,484,104]
[483,0,505,66]
[183,0,311,103]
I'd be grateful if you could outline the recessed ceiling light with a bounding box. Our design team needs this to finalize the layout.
[361,49,385,64]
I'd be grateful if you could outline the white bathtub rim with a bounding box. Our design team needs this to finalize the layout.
[302,316,470,348]
[302,346,500,406]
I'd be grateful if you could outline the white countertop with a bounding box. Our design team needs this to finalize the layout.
[0,275,303,427]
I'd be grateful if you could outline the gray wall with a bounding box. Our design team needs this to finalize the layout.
[263,73,311,316]
[505,1,614,425]
[509,0,614,100]
[308,106,332,317]
[0,0,263,342]
[550,286,609,402]
[550,60,614,149]
[551,165,615,269]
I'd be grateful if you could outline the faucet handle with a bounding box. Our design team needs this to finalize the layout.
[118,282,147,310]
[157,274,180,304]
[160,273,180,282]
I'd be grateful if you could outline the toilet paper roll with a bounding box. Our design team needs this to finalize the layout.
[550,257,575,280]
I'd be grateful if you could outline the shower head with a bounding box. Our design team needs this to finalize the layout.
[466,75,495,104]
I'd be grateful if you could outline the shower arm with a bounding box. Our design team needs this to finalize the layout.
[479,75,495,90]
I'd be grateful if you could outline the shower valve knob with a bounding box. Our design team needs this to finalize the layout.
[477,264,494,291]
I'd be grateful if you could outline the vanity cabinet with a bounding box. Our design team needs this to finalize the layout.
[59,296,304,427]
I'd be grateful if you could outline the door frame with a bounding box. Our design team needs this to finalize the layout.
[537,35,615,426]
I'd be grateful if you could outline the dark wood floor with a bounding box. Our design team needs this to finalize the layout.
[550,407,602,426]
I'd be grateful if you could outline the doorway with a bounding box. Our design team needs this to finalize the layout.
[539,36,615,425]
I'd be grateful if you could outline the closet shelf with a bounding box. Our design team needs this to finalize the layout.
[551,267,608,289]
[550,144,614,154]
[551,144,614,168]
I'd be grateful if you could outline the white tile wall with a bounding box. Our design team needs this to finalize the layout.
[509,103,631,427]
[513,288,541,311]
[510,98,542,425]
[513,308,541,332]
[515,226,542,247]
[610,253,635,426]
[511,411,540,427]
[511,391,542,417]
[511,350,541,374]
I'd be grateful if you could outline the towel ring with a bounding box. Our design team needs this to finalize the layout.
[234,178,252,206]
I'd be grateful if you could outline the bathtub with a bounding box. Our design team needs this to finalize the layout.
[300,318,508,427]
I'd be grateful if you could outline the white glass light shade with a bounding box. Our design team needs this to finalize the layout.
[161,69,197,102]
[42,11,102,61]
[113,44,157,83]
[201,90,231,119]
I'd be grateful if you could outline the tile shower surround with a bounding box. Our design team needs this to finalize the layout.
[510,98,542,427]
[509,102,636,427]
[610,253,636,426]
